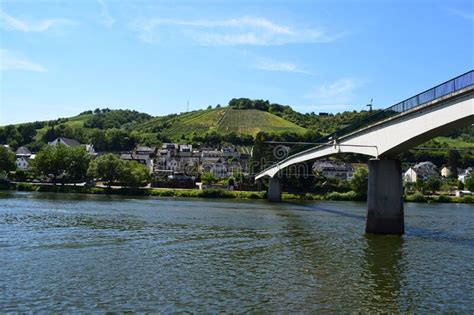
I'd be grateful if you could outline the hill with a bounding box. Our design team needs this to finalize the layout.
[136,108,306,138]
[1,99,472,168]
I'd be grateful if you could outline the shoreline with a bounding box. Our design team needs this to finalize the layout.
[1,182,472,204]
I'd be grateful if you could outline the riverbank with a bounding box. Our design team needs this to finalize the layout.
[1,182,472,203]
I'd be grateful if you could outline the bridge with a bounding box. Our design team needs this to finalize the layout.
[255,70,474,235]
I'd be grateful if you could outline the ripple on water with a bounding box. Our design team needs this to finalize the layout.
[0,193,473,313]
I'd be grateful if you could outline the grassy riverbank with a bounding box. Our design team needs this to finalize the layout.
[1,182,472,203]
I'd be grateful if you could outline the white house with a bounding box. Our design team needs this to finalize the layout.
[15,154,35,170]
[458,167,472,183]
[312,161,355,180]
[441,166,451,178]
[15,146,34,170]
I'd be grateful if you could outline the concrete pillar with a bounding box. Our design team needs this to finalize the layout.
[366,159,404,235]
[268,177,282,202]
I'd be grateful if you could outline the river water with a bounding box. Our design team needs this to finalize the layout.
[0,191,473,313]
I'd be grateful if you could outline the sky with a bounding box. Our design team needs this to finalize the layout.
[0,0,473,125]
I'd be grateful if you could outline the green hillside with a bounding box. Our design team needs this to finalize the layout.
[35,114,94,140]
[136,108,306,138]
[2,100,472,169]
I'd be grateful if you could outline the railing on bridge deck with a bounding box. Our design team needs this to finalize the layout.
[321,70,474,143]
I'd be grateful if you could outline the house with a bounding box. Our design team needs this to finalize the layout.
[48,137,81,147]
[404,161,438,183]
[14,147,34,170]
[458,167,472,183]
[120,153,154,174]
[15,146,32,157]
[15,154,35,170]
[162,143,179,156]
[312,161,355,180]
[222,146,240,158]
[201,157,228,178]
[441,166,451,177]
[179,144,193,157]
[48,137,96,154]
[441,166,464,178]
[135,146,156,156]
[455,190,472,197]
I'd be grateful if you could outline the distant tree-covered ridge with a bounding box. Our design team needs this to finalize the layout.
[83,109,152,129]
[1,100,472,168]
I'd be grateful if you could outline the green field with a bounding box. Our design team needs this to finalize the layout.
[34,114,94,141]
[216,109,306,135]
[431,136,474,149]
[136,108,307,138]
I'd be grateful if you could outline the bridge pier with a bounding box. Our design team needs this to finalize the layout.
[366,159,404,235]
[267,177,282,202]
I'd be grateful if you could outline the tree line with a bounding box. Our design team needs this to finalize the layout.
[0,145,149,187]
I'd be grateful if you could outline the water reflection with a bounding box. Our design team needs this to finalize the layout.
[362,235,404,312]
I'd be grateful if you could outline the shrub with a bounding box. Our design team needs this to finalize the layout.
[17,183,38,191]
[435,195,451,203]
[326,191,357,201]
[462,195,474,204]
[406,192,426,202]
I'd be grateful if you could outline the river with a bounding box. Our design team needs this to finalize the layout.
[0,191,473,313]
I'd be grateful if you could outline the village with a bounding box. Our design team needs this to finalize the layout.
[4,136,473,197]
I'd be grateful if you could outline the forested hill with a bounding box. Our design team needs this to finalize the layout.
[0,99,379,150]
[1,98,472,166]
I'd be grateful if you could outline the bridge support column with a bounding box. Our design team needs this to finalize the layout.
[268,177,282,202]
[366,159,404,235]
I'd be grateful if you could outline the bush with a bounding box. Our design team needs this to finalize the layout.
[406,192,426,202]
[326,191,358,201]
[462,195,474,203]
[435,195,451,203]
[200,189,234,198]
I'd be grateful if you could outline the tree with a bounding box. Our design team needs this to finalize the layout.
[87,154,124,187]
[416,177,426,194]
[32,144,70,184]
[201,172,217,185]
[42,126,57,143]
[120,161,150,187]
[0,146,16,173]
[447,150,461,178]
[426,177,441,195]
[350,168,368,198]
[66,146,91,185]
[465,174,474,192]
[17,123,37,145]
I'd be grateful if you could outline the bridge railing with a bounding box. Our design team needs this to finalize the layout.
[320,70,474,143]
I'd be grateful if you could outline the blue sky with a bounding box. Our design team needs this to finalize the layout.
[1,0,473,125]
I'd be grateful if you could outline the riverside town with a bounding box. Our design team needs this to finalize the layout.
[1,0,473,313]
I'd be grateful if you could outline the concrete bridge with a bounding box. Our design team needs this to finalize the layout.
[256,70,474,235]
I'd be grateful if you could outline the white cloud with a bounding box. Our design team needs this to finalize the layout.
[445,8,474,21]
[0,11,74,32]
[256,58,309,74]
[132,15,341,45]
[0,49,46,72]
[307,78,366,108]
[98,0,115,27]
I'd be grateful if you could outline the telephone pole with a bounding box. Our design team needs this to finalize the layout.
[366,98,373,112]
